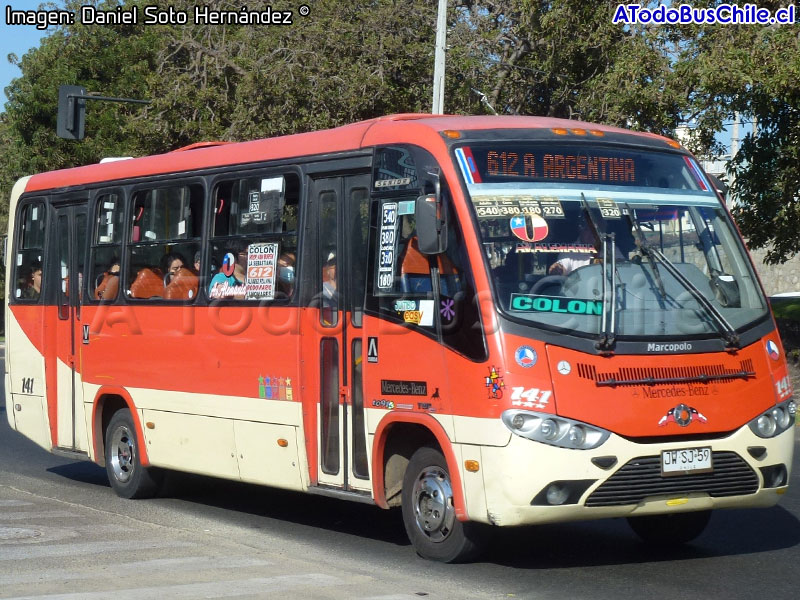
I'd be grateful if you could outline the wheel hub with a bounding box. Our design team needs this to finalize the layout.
[110,426,135,483]
[412,466,455,542]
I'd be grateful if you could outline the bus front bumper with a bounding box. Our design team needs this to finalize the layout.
[468,423,794,527]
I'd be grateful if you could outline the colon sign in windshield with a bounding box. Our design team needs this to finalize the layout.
[456,143,767,340]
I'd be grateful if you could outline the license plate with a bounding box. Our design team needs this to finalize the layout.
[661,447,713,476]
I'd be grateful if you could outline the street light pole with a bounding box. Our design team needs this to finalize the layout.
[432,0,447,114]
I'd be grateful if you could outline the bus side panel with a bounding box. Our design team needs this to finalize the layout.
[81,304,305,484]
[6,305,51,450]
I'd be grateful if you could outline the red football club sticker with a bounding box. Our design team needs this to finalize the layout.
[510,214,548,243]
[222,252,236,276]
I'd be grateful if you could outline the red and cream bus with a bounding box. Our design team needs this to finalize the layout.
[4,114,795,562]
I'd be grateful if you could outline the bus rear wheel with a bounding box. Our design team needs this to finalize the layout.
[627,510,711,546]
[105,409,162,499]
[401,447,484,563]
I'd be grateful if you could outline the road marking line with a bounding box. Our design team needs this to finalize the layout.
[2,573,344,599]
[0,500,33,507]
[0,556,273,586]
[0,511,78,520]
[0,539,194,561]
[362,596,438,600]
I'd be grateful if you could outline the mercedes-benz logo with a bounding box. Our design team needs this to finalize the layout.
[673,403,693,427]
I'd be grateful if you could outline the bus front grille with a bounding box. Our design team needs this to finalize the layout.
[584,451,759,507]
[576,359,755,387]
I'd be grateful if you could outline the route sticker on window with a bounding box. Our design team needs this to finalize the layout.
[398,200,415,215]
[249,190,260,213]
[510,294,602,315]
[472,195,548,219]
[245,242,279,300]
[377,203,398,291]
[596,198,621,219]
[537,197,565,218]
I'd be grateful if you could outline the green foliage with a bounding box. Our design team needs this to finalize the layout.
[0,0,799,269]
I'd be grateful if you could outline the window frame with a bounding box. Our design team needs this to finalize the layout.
[10,198,49,305]
[88,188,126,304]
[124,178,207,304]
[205,168,302,305]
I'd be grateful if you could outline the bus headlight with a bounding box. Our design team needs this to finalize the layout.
[749,399,795,439]
[540,419,559,440]
[756,414,777,437]
[502,410,610,450]
[772,406,792,430]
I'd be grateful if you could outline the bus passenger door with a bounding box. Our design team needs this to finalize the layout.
[51,204,88,452]
[309,173,371,492]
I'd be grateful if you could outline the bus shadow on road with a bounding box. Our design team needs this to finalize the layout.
[159,471,412,548]
[45,462,799,565]
[482,505,800,568]
[47,462,109,487]
[45,464,411,547]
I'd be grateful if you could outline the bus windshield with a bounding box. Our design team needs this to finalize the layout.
[456,143,768,340]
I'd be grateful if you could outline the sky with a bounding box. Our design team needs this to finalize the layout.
[0,17,50,104]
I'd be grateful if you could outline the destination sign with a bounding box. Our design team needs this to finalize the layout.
[454,144,706,188]
[484,150,635,183]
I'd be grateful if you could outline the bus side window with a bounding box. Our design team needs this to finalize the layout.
[126,184,204,301]
[209,172,300,302]
[13,201,46,302]
[370,199,434,327]
[439,200,487,361]
[368,193,485,359]
[90,192,124,301]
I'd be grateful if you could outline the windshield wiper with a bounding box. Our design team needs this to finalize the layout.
[648,245,739,349]
[581,194,616,353]
[625,205,668,305]
[624,208,740,350]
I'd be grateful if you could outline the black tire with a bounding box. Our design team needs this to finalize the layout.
[401,447,485,563]
[627,510,711,546]
[105,409,162,499]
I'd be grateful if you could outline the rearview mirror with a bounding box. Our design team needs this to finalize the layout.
[415,171,447,255]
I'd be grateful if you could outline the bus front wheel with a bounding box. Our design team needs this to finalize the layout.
[401,447,484,563]
[105,409,162,499]
[627,510,711,546]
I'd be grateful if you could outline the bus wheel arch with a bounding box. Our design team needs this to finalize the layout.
[91,389,150,468]
[401,445,485,562]
[371,414,467,520]
[104,407,163,499]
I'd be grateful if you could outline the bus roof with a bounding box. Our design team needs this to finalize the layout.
[25,114,673,193]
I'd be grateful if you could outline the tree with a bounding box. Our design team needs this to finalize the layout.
[2,0,799,264]
[447,1,686,135]
[723,26,800,263]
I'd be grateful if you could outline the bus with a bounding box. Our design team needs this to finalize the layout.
[4,114,795,562]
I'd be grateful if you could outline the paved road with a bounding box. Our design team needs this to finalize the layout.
[1,353,799,599]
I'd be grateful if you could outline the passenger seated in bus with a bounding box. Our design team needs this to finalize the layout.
[548,220,632,276]
[95,260,120,300]
[277,251,296,298]
[399,237,431,293]
[21,260,42,299]
[161,252,187,285]
[209,245,247,299]
[548,221,598,276]
[322,251,336,306]
[193,250,201,273]
[398,236,459,293]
